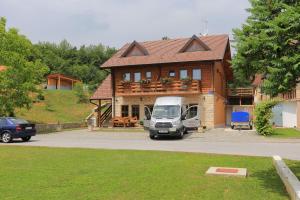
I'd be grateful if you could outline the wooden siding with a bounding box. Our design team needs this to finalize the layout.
[114,62,213,96]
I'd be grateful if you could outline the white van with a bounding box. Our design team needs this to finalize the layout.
[144,96,200,139]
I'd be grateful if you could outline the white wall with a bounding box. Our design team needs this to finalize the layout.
[282,102,297,128]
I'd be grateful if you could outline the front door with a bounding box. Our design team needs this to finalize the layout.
[182,105,200,128]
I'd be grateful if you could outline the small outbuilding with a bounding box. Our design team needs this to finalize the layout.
[47,73,80,90]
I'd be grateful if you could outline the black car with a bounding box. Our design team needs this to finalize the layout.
[0,117,36,143]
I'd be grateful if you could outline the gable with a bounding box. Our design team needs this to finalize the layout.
[184,40,207,52]
[121,41,149,57]
[179,35,210,53]
[126,45,145,56]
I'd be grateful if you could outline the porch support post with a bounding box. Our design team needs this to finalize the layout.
[58,76,61,90]
[99,99,102,127]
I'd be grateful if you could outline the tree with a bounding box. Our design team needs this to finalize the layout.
[0,17,49,116]
[254,99,279,136]
[73,82,89,103]
[34,40,116,91]
[232,0,300,96]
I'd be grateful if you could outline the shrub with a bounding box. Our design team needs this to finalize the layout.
[160,77,172,85]
[37,93,45,101]
[254,99,280,136]
[181,77,192,85]
[73,82,89,103]
[139,79,151,85]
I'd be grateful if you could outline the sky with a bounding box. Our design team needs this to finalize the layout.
[0,0,250,48]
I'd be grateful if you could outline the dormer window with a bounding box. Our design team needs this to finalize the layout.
[179,35,210,53]
[121,41,149,57]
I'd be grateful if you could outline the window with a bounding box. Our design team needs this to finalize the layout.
[192,69,201,80]
[180,69,188,79]
[169,70,175,77]
[121,105,129,117]
[134,72,141,82]
[185,104,198,119]
[123,73,130,81]
[132,105,140,119]
[0,118,7,126]
[146,71,152,80]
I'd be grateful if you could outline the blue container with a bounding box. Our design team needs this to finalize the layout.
[231,111,250,123]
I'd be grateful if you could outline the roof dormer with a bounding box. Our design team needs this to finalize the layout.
[121,41,149,57]
[179,35,210,53]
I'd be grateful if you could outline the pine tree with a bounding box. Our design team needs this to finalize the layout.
[232,0,300,96]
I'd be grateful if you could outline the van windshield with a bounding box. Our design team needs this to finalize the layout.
[152,105,180,119]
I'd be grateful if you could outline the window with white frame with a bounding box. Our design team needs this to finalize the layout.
[192,69,201,80]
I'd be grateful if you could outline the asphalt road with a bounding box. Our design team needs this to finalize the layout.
[2,128,300,160]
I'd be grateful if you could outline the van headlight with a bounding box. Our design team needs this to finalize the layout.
[172,120,180,126]
[150,120,155,127]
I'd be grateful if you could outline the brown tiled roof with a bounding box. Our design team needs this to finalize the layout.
[47,73,80,82]
[252,74,264,86]
[0,65,7,71]
[102,34,229,68]
[90,75,112,100]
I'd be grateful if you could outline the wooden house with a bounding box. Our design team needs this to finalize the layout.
[91,34,236,128]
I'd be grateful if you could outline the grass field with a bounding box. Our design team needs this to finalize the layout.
[0,146,298,200]
[271,128,300,138]
[16,90,94,124]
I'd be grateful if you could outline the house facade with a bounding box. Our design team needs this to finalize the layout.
[91,34,233,128]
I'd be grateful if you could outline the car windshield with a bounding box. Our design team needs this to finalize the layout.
[8,118,29,124]
[152,105,180,119]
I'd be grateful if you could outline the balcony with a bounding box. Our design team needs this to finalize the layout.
[116,80,201,96]
[278,89,297,100]
[227,88,254,97]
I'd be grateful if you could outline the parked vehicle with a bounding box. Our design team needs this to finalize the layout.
[0,117,36,143]
[231,111,253,130]
[144,96,200,139]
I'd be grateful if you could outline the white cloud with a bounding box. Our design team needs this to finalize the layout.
[0,0,250,47]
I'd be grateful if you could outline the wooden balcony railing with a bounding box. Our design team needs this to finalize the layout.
[116,80,201,96]
[278,89,297,100]
[227,88,254,96]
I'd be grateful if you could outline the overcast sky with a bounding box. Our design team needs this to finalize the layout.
[0,0,250,48]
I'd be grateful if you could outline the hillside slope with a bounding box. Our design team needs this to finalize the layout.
[16,90,94,124]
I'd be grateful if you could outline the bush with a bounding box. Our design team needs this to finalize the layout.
[254,100,280,136]
[73,83,89,103]
[37,93,45,101]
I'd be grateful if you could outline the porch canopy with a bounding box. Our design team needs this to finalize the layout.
[90,75,112,126]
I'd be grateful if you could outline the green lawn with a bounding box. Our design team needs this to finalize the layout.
[16,90,94,124]
[0,146,298,200]
[271,128,300,138]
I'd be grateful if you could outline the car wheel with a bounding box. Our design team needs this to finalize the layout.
[231,125,235,129]
[21,136,31,142]
[150,135,156,140]
[2,132,12,143]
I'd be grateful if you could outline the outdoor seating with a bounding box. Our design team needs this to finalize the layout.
[129,116,138,127]
[112,117,125,127]
[112,116,139,127]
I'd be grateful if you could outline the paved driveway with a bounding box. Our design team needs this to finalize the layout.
[2,128,300,160]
